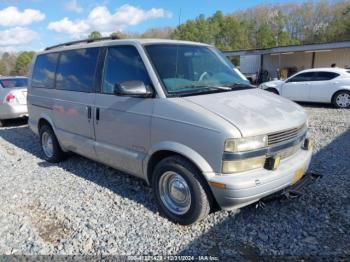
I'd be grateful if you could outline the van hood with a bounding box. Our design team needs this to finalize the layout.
[182,89,307,137]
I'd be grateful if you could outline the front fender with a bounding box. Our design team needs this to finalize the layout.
[144,141,216,182]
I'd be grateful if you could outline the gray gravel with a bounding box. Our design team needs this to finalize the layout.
[0,104,349,258]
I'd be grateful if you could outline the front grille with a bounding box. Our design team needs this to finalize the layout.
[268,124,306,146]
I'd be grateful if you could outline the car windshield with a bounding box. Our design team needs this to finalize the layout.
[145,44,251,96]
[0,78,28,88]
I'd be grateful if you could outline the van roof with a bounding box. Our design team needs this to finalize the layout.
[0,76,28,79]
[41,37,210,54]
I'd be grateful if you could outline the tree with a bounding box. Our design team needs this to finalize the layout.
[0,60,6,76]
[14,51,35,76]
[110,31,128,39]
[88,31,102,39]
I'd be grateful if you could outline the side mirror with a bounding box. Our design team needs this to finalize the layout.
[114,81,153,98]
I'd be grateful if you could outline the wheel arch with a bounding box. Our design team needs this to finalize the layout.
[331,86,350,103]
[145,142,215,185]
[331,88,350,101]
[37,113,56,132]
[145,147,218,211]
[265,87,280,95]
[37,115,67,152]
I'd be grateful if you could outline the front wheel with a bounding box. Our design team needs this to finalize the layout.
[152,156,211,225]
[332,91,350,108]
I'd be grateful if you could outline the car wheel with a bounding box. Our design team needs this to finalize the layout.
[332,91,350,108]
[39,125,66,163]
[266,88,279,95]
[152,156,211,225]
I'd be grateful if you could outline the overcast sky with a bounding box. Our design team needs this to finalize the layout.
[0,0,305,52]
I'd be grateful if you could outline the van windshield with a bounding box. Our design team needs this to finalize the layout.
[145,44,251,96]
[0,78,28,88]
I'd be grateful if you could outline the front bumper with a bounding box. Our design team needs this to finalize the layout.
[209,147,313,210]
[0,103,28,120]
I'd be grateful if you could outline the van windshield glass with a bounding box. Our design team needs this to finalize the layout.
[145,44,250,96]
[0,78,28,88]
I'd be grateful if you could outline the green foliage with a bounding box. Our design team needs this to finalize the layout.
[88,31,102,39]
[171,1,350,50]
[13,51,35,76]
[0,60,6,76]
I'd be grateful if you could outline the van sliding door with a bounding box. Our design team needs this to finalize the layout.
[52,48,99,159]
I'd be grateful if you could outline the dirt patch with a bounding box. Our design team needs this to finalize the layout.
[25,202,73,245]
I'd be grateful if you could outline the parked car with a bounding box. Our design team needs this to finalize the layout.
[28,39,312,224]
[0,76,28,127]
[259,68,350,108]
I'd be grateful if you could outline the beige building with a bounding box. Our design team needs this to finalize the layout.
[224,41,350,83]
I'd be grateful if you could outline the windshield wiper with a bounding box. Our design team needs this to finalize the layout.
[223,83,256,90]
[174,86,233,97]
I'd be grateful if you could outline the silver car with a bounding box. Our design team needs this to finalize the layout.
[0,76,28,127]
[28,39,312,224]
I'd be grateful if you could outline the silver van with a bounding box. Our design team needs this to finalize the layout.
[28,38,312,224]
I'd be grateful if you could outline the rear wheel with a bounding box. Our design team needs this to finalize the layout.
[332,91,350,108]
[152,156,211,225]
[39,125,66,163]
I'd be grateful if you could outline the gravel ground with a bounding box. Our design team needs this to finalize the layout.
[0,104,349,259]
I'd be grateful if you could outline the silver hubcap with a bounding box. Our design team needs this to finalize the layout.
[159,171,191,215]
[336,93,350,108]
[41,132,54,158]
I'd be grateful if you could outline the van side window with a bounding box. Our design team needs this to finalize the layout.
[56,48,99,92]
[31,53,59,89]
[102,46,151,94]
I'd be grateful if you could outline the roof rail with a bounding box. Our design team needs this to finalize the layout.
[45,35,120,51]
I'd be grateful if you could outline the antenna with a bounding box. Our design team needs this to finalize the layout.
[178,8,182,27]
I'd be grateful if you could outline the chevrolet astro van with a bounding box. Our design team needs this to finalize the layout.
[28,39,312,224]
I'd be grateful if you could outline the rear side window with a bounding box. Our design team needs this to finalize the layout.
[31,53,59,89]
[313,72,339,81]
[56,48,99,92]
[0,78,28,88]
[288,72,315,82]
[102,46,151,94]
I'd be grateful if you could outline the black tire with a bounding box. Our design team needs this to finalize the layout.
[152,156,211,225]
[332,90,350,109]
[266,88,279,95]
[39,124,66,163]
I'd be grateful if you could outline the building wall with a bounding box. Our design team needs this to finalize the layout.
[263,48,350,79]
[238,48,350,80]
[314,48,350,68]
[263,52,313,78]
[239,55,261,74]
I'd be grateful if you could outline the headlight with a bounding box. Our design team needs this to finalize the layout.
[222,135,268,174]
[224,135,268,152]
[222,156,266,173]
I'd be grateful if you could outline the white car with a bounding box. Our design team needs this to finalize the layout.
[0,77,28,127]
[259,68,350,108]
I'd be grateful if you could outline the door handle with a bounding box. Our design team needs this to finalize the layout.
[86,106,92,120]
[96,107,100,121]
